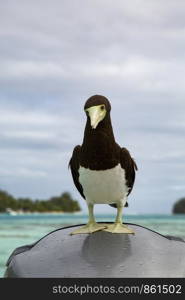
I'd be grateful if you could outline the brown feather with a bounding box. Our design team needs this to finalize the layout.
[68,95,138,208]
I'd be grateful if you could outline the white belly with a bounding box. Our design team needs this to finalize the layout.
[79,163,128,205]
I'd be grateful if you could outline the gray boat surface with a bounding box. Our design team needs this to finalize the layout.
[5,223,185,278]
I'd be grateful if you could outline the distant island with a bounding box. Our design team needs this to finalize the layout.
[172,197,185,214]
[0,190,81,213]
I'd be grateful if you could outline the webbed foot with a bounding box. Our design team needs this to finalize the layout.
[103,223,135,234]
[70,222,107,235]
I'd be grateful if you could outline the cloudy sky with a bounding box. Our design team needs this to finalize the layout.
[0,0,185,214]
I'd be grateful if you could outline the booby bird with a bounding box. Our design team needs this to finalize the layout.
[69,95,137,234]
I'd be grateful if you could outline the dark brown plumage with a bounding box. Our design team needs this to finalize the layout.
[69,95,137,208]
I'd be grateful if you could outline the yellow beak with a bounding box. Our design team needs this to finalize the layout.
[88,106,104,129]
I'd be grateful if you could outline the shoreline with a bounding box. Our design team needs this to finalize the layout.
[0,211,81,215]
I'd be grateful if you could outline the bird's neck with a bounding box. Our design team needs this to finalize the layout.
[81,115,119,170]
[82,114,115,146]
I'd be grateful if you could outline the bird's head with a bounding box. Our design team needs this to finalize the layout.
[84,95,111,129]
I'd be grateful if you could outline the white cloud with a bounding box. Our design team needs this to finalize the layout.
[1,61,66,79]
[0,108,58,125]
[1,167,47,178]
[2,130,55,140]
[169,185,185,191]
[2,55,185,99]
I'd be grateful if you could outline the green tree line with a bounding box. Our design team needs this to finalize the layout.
[172,197,185,214]
[0,190,81,213]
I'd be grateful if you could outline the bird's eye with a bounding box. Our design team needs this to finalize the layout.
[100,105,105,110]
[85,110,89,116]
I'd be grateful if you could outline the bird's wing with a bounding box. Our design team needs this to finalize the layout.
[109,146,138,209]
[68,145,85,199]
[120,147,138,196]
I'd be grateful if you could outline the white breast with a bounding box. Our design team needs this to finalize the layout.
[79,163,128,205]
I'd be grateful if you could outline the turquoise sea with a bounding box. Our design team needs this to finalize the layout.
[0,213,185,277]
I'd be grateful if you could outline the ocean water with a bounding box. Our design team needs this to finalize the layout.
[0,213,185,277]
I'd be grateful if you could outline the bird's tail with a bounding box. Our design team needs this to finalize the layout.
[109,202,128,208]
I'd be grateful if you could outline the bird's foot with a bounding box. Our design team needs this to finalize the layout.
[70,222,107,235]
[103,223,135,234]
